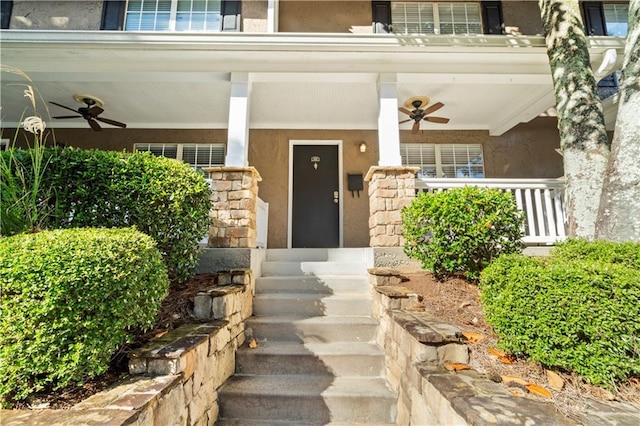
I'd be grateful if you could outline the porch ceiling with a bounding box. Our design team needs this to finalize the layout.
[0,32,624,135]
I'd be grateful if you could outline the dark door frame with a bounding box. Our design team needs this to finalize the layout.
[288,140,344,248]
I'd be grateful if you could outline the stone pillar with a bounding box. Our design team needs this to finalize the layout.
[365,166,419,247]
[205,166,262,248]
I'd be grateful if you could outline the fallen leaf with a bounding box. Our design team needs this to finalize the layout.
[501,375,529,386]
[546,370,564,391]
[525,383,553,399]
[459,301,472,309]
[487,347,516,364]
[443,362,473,372]
[462,332,486,343]
[248,338,258,349]
[152,330,168,339]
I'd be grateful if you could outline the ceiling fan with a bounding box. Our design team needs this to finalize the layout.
[49,95,127,131]
[399,96,450,134]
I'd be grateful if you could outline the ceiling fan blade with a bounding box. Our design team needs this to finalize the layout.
[399,118,413,124]
[88,118,102,132]
[412,121,420,134]
[422,102,444,115]
[95,116,127,128]
[49,101,79,114]
[398,107,413,116]
[87,106,104,117]
[52,115,82,119]
[424,116,450,124]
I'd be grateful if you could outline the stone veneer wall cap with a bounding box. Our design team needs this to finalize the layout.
[364,166,420,181]
[204,166,262,182]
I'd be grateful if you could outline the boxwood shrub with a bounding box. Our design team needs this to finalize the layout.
[480,240,640,386]
[1,148,211,282]
[0,228,169,405]
[402,186,525,280]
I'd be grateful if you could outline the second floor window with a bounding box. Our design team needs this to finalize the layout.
[125,0,222,31]
[391,2,482,35]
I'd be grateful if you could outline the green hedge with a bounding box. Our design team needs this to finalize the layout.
[402,186,525,280]
[480,240,640,386]
[0,228,169,404]
[1,148,212,282]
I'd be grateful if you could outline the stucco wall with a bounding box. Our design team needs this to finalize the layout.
[502,0,544,36]
[4,118,562,249]
[242,0,268,32]
[10,1,103,30]
[248,129,378,248]
[278,1,373,33]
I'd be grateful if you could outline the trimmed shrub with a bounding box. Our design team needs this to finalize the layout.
[480,243,640,386]
[552,238,640,268]
[0,228,169,404]
[1,148,211,282]
[402,186,525,280]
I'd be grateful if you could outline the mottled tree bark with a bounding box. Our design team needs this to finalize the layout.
[539,0,610,238]
[596,0,640,241]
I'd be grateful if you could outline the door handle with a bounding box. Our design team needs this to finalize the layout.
[333,191,339,204]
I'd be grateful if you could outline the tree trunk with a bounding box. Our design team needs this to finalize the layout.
[596,0,640,241]
[539,0,610,238]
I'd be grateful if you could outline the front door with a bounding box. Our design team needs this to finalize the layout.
[291,143,340,248]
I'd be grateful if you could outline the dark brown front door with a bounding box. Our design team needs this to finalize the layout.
[292,144,340,248]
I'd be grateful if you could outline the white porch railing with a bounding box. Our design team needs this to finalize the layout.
[415,178,567,245]
[256,197,269,249]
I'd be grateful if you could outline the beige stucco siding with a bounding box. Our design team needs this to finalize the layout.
[278,1,373,33]
[10,1,103,30]
[5,117,562,248]
[248,129,378,248]
[242,0,268,32]
[502,0,544,36]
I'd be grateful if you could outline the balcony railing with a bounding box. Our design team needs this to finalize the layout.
[415,178,567,245]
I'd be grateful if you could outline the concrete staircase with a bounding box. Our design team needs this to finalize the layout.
[216,248,398,425]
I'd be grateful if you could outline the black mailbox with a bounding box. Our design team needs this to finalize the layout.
[347,173,364,197]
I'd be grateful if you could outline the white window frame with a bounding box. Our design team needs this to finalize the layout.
[603,3,629,37]
[400,143,485,178]
[391,2,482,35]
[134,143,226,170]
[124,0,222,32]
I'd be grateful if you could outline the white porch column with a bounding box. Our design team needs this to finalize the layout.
[377,73,402,166]
[225,72,252,167]
[267,0,278,33]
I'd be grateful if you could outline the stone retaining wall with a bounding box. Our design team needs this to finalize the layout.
[370,268,573,425]
[2,270,254,426]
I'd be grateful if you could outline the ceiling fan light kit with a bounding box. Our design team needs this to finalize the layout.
[49,94,127,131]
[399,95,450,134]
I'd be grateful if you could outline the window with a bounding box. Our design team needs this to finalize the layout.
[135,143,225,171]
[401,143,484,178]
[0,139,9,150]
[603,3,628,37]
[125,0,222,31]
[391,2,482,35]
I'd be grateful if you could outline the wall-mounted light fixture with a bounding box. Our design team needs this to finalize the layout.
[359,142,367,153]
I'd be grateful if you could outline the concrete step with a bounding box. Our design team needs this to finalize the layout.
[235,341,385,376]
[253,293,372,317]
[218,375,397,424]
[255,275,370,294]
[261,261,367,277]
[265,248,369,262]
[246,316,379,343]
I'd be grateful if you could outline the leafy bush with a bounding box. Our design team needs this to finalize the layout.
[480,242,640,386]
[0,228,169,404]
[402,186,525,279]
[552,238,640,268]
[1,148,211,282]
